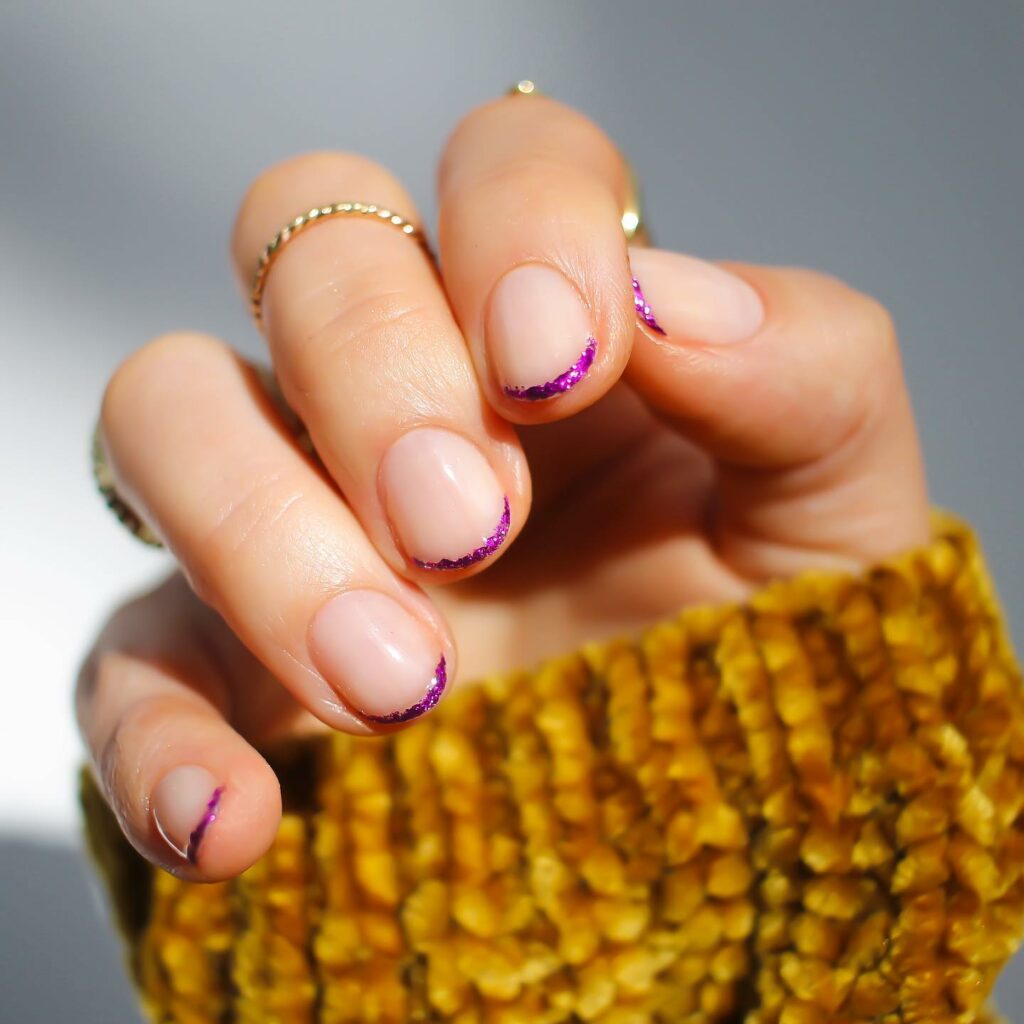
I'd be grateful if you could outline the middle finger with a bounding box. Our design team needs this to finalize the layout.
[232,152,528,580]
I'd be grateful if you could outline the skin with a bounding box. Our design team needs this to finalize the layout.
[77,95,929,881]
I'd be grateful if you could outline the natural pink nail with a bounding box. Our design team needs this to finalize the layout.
[381,427,509,570]
[153,765,224,865]
[487,263,596,400]
[628,249,764,344]
[308,589,448,723]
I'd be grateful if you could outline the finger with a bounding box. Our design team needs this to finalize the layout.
[100,332,455,730]
[626,247,929,573]
[438,93,635,422]
[76,576,280,880]
[231,153,527,580]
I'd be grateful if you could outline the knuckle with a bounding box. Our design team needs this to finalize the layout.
[98,696,178,822]
[190,468,309,602]
[811,275,905,442]
[289,291,448,401]
[790,269,900,374]
[445,96,618,179]
[105,698,173,766]
[74,585,179,732]
[862,294,898,358]
[79,648,134,721]
[446,154,613,241]
[839,285,900,373]
[496,149,600,197]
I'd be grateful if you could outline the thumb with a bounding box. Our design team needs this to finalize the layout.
[626,248,929,576]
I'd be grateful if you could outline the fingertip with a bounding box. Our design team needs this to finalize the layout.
[377,426,528,581]
[306,587,458,732]
[484,262,633,424]
[95,688,284,881]
[151,753,282,882]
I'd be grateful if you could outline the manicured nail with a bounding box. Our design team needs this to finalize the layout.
[308,589,448,723]
[381,427,509,570]
[152,765,224,865]
[628,249,764,344]
[632,278,666,335]
[487,263,597,400]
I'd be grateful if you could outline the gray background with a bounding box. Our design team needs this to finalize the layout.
[1,2,1022,1020]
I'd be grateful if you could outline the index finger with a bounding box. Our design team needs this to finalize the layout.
[438,92,635,422]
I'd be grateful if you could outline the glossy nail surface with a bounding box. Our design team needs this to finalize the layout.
[632,278,665,335]
[153,765,224,865]
[308,589,448,723]
[487,263,596,400]
[629,249,764,345]
[381,427,509,570]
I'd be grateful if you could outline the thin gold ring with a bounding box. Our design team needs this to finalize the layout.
[509,79,648,245]
[249,201,432,329]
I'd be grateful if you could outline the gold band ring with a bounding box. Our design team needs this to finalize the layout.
[249,202,431,329]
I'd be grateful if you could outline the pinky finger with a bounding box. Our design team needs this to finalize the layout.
[76,577,281,880]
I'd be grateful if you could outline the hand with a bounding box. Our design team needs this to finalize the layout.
[78,94,929,880]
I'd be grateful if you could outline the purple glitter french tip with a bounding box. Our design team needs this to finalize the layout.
[362,655,447,725]
[502,337,597,401]
[632,278,666,335]
[185,786,225,865]
[413,496,511,571]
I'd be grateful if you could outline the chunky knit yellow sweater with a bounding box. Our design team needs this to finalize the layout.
[82,513,1024,1023]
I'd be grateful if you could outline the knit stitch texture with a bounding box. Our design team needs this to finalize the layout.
[81,513,1023,1022]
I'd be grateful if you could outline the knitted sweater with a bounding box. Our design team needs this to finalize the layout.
[82,513,1024,1023]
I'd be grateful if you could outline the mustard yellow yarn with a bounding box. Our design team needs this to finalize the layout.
[81,513,1023,1022]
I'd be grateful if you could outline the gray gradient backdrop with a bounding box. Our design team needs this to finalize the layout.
[2,2,1022,1020]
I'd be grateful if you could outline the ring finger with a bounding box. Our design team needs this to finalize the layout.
[231,152,529,579]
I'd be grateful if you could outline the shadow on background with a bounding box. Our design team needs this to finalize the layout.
[1,833,1021,1022]
[1,838,143,1024]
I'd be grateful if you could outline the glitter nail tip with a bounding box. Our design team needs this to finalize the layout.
[413,496,511,571]
[362,655,448,725]
[632,278,666,335]
[503,337,597,401]
[186,786,225,865]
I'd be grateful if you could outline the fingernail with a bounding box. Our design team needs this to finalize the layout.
[628,250,764,344]
[153,766,224,865]
[487,263,597,400]
[309,589,448,723]
[381,427,509,570]
[632,277,666,335]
